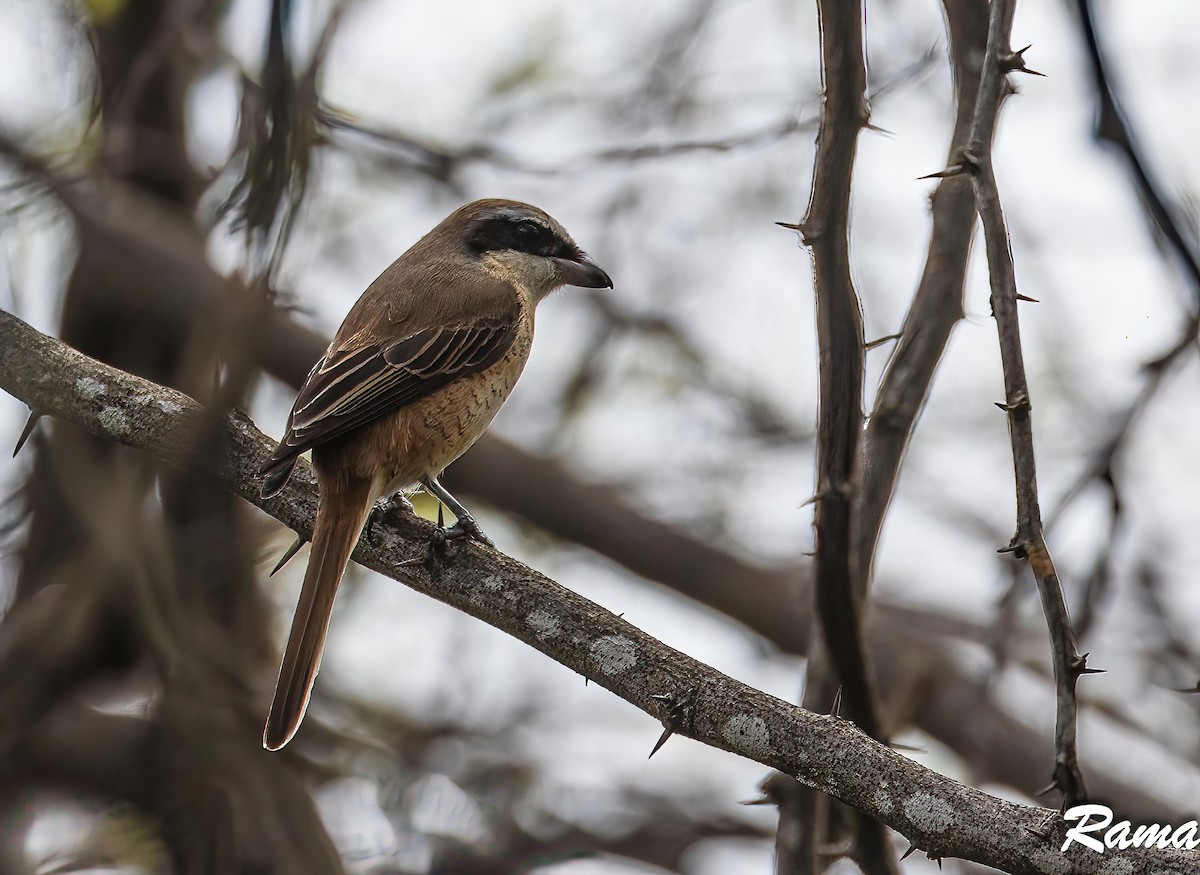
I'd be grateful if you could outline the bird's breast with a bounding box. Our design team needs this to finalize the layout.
[366,314,535,495]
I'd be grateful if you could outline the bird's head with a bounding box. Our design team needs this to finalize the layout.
[446,199,612,301]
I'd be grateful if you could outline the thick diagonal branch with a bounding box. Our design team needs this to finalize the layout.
[5,311,1196,873]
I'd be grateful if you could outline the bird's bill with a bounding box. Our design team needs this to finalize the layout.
[554,253,612,289]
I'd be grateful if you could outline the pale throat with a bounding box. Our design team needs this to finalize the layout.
[481,251,562,305]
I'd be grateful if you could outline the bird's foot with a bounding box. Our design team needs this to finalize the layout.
[366,492,415,544]
[439,511,495,549]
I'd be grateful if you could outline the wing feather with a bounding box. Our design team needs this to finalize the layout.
[258,314,517,497]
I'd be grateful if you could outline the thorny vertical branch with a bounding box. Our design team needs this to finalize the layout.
[797,0,881,749]
[787,1,894,873]
[962,0,1090,807]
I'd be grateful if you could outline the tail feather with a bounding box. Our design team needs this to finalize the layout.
[260,454,298,499]
[263,474,372,750]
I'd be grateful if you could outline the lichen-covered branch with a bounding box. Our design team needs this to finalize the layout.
[6,312,1195,871]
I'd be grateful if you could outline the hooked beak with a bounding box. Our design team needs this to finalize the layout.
[554,253,612,289]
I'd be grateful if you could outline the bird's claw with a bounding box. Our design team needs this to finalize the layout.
[440,513,494,549]
[367,492,415,543]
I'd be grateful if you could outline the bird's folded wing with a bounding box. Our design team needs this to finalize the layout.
[270,316,517,459]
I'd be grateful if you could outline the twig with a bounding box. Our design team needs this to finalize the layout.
[963,0,1089,808]
[3,309,1197,874]
[317,48,941,180]
[1046,0,1200,533]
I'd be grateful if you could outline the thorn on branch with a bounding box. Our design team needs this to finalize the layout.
[775,220,816,246]
[918,164,966,181]
[994,395,1031,414]
[997,540,1028,560]
[1071,652,1104,677]
[1002,45,1045,77]
[1035,781,1058,799]
[647,686,698,758]
[901,844,918,861]
[741,794,774,806]
[13,409,42,456]
[1015,293,1040,303]
[269,535,306,576]
[801,489,831,508]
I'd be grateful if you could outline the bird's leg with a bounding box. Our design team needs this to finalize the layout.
[366,491,415,544]
[420,475,494,548]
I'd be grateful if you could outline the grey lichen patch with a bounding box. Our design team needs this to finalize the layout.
[721,714,773,760]
[134,394,183,414]
[902,793,954,835]
[76,377,107,400]
[98,406,130,436]
[481,574,504,591]
[1027,848,1071,875]
[590,635,637,675]
[873,787,895,814]
[525,610,561,640]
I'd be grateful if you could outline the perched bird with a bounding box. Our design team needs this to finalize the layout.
[259,199,611,750]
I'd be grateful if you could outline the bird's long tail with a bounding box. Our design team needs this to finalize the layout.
[263,474,373,750]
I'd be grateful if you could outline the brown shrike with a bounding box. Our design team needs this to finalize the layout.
[259,199,611,750]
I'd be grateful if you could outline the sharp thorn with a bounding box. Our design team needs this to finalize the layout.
[648,727,674,758]
[13,410,42,457]
[741,795,774,806]
[830,686,843,719]
[269,535,306,576]
[863,122,894,137]
[775,221,803,231]
[918,164,964,180]
[1035,781,1058,798]
[901,844,918,861]
[1015,293,1040,303]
